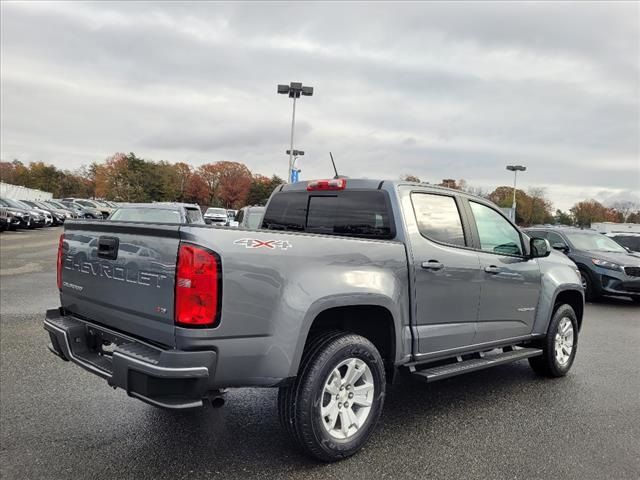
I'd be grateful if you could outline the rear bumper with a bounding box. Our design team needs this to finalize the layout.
[44,308,217,409]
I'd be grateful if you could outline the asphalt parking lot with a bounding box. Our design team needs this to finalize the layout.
[1,226,639,479]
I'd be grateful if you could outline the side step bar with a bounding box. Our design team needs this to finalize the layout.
[409,348,542,382]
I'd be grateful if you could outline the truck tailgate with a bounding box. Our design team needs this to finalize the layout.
[60,221,180,347]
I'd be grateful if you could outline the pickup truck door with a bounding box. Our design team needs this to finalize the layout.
[400,188,482,355]
[464,200,541,343]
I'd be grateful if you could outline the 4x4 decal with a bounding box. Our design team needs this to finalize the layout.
[233,238,292,250]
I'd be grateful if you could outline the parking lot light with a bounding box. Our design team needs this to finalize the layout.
[278,82,314,183]
[506,165,526,221]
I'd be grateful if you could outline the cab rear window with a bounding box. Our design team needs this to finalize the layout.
[262,191,394,239]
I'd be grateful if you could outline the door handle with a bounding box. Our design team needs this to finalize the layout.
[484,265,501,274]
[421,260,444,271]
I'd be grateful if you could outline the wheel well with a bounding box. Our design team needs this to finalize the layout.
[307,305,396,369]
[555,290,584,329]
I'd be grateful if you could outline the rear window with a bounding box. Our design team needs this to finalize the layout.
[109,208,181,223]
[262,191,394,239]
[185,207,203,224]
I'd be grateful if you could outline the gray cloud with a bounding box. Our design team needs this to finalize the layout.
[1,1,638,210]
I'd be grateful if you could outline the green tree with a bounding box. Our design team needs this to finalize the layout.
[554,209,574,226]
[247,174,284,205]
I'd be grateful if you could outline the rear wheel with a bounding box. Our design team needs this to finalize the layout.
[278,331,386,462]
[529,304,578,377]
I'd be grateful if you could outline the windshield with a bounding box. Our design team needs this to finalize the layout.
[77,200,98,208]
[205,208,227,215]
[2,198,27,209]
[109,208,181,223]
[565,232,627,253]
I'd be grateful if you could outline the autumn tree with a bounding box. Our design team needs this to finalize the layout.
[610,201,640,222]
[197,163,224,205]
[216,161,253,208]
[570,200,609,227]
[174,162,192,202]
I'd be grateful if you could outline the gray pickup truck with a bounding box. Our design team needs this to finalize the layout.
[45,178,584,462]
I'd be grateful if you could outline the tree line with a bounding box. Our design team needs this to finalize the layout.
[0,153,283,209]
[401,175,640,227]
[0,158,637,226]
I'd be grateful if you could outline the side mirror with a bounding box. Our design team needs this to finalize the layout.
[551,242,569,252]
[530,237,551,258]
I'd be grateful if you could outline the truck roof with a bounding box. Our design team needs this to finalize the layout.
[280,178,488,202]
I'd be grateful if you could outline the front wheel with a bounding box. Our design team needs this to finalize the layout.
[529,304,578,377]
[579,269,600,301]
[278,331,386,462]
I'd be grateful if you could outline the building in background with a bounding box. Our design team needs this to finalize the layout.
[0,182,52,201]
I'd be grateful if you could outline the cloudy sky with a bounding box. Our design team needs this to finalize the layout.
[1,1,638,210]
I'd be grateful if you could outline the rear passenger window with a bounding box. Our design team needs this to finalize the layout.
[411,193,466,246]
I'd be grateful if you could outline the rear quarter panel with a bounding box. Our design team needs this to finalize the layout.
[179,226,410,386]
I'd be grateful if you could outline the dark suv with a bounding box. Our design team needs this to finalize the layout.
[524,227,640,303]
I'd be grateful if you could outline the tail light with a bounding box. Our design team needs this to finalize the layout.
[57,234,64,290]
[175,243,221,327]
[307,178,347,191]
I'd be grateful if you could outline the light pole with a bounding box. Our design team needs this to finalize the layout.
[278,82,313,182]
[506,165,526,221]
[286,150,304,183]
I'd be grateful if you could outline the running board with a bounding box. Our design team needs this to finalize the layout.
[409,348,543,382]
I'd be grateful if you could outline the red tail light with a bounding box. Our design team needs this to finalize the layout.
[307,178,347,191]
[57,234,64,290]
[175,243,221,327]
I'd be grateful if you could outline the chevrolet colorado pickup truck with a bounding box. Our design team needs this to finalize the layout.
[45,178,584,462]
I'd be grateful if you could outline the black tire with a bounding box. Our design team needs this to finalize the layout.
[529,304,578,377]
[278,331,386,462]
[579,268,599,302]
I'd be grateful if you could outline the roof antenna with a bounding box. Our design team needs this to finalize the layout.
[330,152,339,179]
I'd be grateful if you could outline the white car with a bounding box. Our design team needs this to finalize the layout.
[204,207,228,226]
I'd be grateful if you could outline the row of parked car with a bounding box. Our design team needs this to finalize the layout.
[0,197,119,231]
[112,204,266,229]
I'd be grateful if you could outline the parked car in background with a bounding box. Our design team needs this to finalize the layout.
[63,198,111,219]
[0,207,8,231]
[234,206,265,229]
[606,232,640,254]
[20,200,69,225]
[43,200,80,218]
[203,207,228,225]
[107,203,204,224]
[524,226,640,302]
[0,198,45,228]
[0,198,32,229]
[59,200,102,219]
